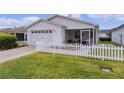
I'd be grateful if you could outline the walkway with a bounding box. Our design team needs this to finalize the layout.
[0,46,36,63]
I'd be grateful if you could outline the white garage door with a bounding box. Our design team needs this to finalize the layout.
[30,30,52,44]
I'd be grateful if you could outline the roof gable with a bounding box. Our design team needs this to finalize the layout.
[27,19,65,29]
[48,15,98,27]
[111,24,124,32]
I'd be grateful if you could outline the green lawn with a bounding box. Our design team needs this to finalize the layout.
[0,52,124,79]
[97,41,119,46]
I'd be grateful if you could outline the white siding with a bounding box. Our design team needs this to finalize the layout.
[27,21,63,45]
[49,16,95,29]
[98,33,107,38]
[112,28,124,45]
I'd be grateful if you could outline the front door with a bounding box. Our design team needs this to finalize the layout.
[80,30,89,45]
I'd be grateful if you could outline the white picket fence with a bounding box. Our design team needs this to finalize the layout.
[36,42,124,61]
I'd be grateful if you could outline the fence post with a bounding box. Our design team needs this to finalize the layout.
[91,45,93,58]
[76,43,78,57]
[111,45,113,60]
[114,46,116,61]
[88,45,90,57]
[102,44,105,61]
[85,45,87,57]
[105,45,107,60]
[96,45,98,59]
[117,46,120,61]
[121,46,123,62]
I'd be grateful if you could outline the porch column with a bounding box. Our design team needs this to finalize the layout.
[93,29,94,45]
[96,29,98,44]
[61,29,65,44]
[89,29,91,45]
[80,30,82,44]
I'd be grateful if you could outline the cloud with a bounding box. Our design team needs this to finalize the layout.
[21,16,40,23]
[60,14,82,19]
[0,26,7,29]
[0,16,40,29]
[87,14,124,21]
[0,18,19,25]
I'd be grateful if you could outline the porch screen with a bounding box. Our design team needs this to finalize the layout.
[74,31,80,38]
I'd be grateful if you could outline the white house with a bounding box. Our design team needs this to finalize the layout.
[98,30,109,38]
[27,15,99,45]
[111,24,124,45]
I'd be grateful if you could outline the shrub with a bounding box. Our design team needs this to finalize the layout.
[99,37,111,41]
[0,34,17,49]
[97,41,118,46]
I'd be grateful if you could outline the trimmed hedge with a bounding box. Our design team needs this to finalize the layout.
[0,34,17,49]
[99,37,111,41]
[97,41,118,46]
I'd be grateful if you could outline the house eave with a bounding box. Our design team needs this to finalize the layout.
[110,24,124,33]
[27,19,66,29]
[48,14,98,27]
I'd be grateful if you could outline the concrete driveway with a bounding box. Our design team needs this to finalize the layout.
[0,46,36,63]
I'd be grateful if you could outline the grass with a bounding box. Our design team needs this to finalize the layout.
[97,41,119,46]
[0,52,124,79]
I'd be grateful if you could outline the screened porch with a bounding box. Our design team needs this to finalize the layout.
[64,29,96,45]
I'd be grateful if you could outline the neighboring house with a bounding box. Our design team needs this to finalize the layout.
[27,15,99,45]
[0,27,27,42]
[0,28,12,34]
[111,24,124,45]
[98,30,110,39]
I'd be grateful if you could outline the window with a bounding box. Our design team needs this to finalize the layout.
[75,31,80,38]
[42,31,44,33]
[35,31,37,33]
[16,33,24,41]
[32,31,34,33]
[39,31,41,33]
[49,30,52,33]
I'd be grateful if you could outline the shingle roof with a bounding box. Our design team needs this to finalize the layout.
[27,15,99,29]
[0,26,27,33]
[111,24,124,32]
[27,19,66,29]
[48,14,99,27]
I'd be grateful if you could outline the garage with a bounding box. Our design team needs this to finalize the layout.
[30,30,53,44]
[27,19,65,45]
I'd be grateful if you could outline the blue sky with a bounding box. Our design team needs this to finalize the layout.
[0,14,124,30]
